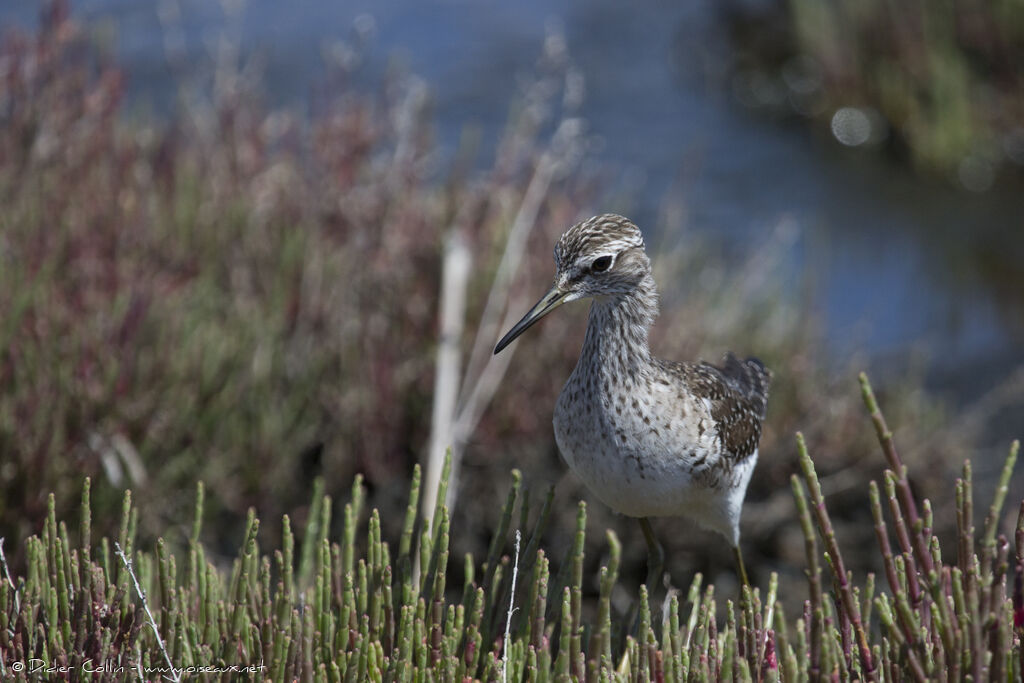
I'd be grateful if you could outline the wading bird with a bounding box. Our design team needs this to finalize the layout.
[494,214,770,588]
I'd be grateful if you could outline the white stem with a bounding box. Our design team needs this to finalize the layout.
[0,538,18,616]
[503,529,522,683]
[115,542,181,683]
[0,537,13,677]
[422,232,471,532]
[454,150,556,444]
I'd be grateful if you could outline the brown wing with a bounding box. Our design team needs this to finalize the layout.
[658,352,771,461]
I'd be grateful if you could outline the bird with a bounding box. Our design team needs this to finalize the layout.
[493,214,770,588]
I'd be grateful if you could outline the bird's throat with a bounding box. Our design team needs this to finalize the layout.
[579,275,658,380]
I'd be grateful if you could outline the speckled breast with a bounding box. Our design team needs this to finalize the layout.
[552,372,724,520]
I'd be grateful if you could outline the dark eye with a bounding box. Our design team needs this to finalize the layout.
[591,255,612,273]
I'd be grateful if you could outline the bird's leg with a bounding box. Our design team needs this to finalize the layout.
[639,518,665,593]
[733,544,750,587]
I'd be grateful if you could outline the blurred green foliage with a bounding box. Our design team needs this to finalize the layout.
[726,0,1024,183]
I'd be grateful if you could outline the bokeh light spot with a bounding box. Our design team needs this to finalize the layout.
[830,107,872,147]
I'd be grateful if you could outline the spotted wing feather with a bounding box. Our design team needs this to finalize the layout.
[660,352,771,461]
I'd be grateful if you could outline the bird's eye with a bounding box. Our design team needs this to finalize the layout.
[591,256,612,273]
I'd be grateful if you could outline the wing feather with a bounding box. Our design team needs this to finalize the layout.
[657,352,771,461]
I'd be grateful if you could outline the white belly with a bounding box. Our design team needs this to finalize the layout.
[553,378,756,544]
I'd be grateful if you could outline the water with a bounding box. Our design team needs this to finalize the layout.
[4,0,1022,381]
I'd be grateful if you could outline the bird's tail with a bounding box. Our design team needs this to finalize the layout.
[721,352,771,419]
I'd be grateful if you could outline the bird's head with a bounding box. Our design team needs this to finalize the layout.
[494,214,651,354]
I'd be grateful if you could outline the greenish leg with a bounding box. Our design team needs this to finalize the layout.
[733,544,750,587]
[639,518,665,592]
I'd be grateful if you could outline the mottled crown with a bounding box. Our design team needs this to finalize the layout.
[554,214,645,270]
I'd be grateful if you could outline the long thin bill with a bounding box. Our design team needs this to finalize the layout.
[493,286,567,354]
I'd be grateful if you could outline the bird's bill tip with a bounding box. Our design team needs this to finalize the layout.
[493,285,567,354]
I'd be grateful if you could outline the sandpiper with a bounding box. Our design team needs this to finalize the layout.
[494,214,770,586]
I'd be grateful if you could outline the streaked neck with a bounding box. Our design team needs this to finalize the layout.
[579,273,658,378]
